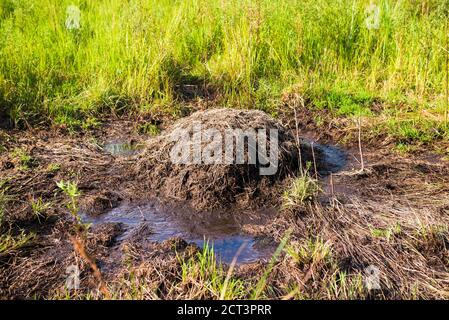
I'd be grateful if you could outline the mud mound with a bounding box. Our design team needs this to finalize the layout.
[135,108,302,209]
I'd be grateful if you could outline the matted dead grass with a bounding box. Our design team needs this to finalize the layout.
[135,108,301,210]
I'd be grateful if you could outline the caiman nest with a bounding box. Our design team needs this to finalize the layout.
[135,108,317,210]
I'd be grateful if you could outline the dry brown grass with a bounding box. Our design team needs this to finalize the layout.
[135,108,301,210]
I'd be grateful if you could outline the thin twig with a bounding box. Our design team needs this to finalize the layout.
[330,172,335,207]
[445,7,448,127]
[293,106,303,174]
[358,116,364,172]
[311,142,318,179]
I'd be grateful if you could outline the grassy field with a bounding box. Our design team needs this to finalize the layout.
[1,0,448,136]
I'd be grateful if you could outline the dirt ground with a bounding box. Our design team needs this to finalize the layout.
[0,107,448,299]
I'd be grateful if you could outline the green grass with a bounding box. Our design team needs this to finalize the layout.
[284,236,368,299]
[385,118,448,144]
[0,230,35,255]
[11,148,35,170]
[0,0,447,132]
[46,163,61,173]
[326,271,365,299]
[370,223,402,241]
[415,223,448,243]
[137,123,160,136]
[286,238,332,268]
[30,196,51,222]
[251,228,292,299]
[394,142,416,154]
[308,86,375,117]
[179,241,246,299]
[0,189,6,226]
[282,173,320,209]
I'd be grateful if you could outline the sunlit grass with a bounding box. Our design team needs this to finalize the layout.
[0,0,447,132]
[178,241,247,299]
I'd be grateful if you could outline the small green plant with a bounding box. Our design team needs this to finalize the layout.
[326,271,365,300]
[56,180,109,297]
[286,238,332,267]
[313,115,324,127]
[370,223,402,241]
[12,148,35,170]
[394,142,415,154]
[0,230,35,255]
[46,163,61,173]
[30,197,51,222]
[137,123,160,136]
[282,173,320,209]
[57,180,82,223]
[81,117,101,130]
[415,224,448,244]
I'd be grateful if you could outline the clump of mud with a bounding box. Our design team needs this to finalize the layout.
[135,108,302,209]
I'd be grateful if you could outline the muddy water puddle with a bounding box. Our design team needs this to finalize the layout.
[93,137,351,263]
[300,137,360,199]
[83,201,275,264]
[301,138,348,175]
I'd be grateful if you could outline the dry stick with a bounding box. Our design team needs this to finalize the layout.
[358,116,364,172]
[293,103,303,174]
[69,234,111,299]
[445,9,448,127]
[330,172,335,207]
[138,206,146,221]
[311,142,318,180]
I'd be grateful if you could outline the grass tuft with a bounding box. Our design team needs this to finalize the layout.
[0,230,35,255]
[282,173,320,210]
[179,241,246,299]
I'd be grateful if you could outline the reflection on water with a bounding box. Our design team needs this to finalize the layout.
[82,201,274,264]
[301,139,348,176]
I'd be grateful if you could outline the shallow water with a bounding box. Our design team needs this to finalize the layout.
[301,139,348,176]
[103,141,142,156]
[82,201,274,264]
[316,144,347,174]
[94,137,348,263]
